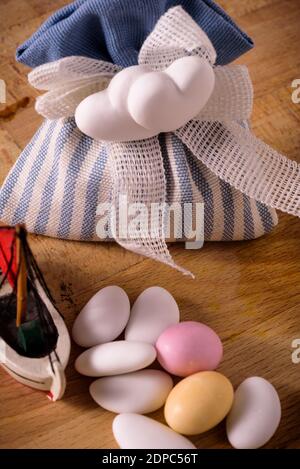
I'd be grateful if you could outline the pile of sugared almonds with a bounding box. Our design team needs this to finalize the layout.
[72,286,281,449]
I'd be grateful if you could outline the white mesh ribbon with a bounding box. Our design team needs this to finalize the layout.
[198,66,253,121]
[29,56,120,120]
[109,138,189,274]
[176,121,300,216]
[138,5,216,68]
[29,6,300,275]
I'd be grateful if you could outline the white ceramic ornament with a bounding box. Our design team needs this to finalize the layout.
[72,285,130,347]
[75,56,215,142]
[90,369,173,414]
[75,340,156,377]
[125,286,180,344]
[112,413,196,449]
[226,377,281,449]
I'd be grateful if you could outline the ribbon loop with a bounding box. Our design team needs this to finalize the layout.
[28,56,120,90]
[139,6,216,69]
[29,56,119,120]
[198,65,253,122]
[35,78,111,120]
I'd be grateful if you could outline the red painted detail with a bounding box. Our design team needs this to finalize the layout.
[0,228,17,287]
[46,391,54,401]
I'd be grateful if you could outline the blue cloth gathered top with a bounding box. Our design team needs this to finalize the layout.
[16,0,254,68]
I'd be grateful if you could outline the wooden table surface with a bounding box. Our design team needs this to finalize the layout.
[0,0,300,449]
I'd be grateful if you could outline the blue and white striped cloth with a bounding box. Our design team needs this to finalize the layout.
[0,118,277,241]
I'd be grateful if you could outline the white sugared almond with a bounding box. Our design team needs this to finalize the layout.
[90,369,173,414]
[113,414,196,449]
[75,341,156,377]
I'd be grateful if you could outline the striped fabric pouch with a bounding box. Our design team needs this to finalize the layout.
[0,118,277,242]
[0,0,278,245]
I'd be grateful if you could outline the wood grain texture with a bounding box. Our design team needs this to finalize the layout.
[0,0,300,449]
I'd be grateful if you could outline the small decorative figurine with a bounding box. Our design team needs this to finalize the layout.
[0,226,70,400]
